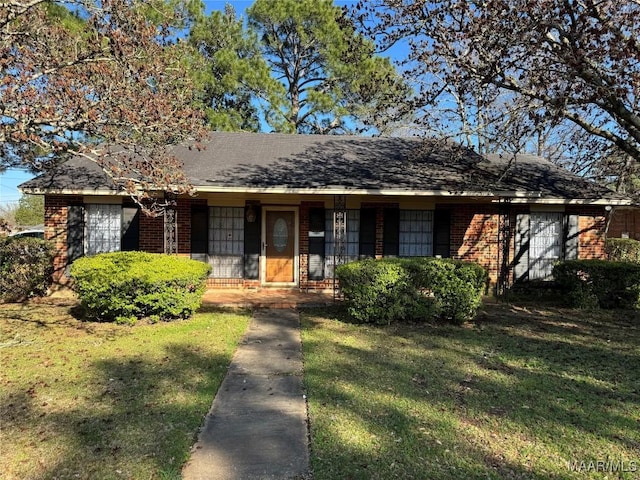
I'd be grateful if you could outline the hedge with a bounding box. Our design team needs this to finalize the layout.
[336,257,488,325]
[553,259,640,309]
[605,238,640,263]
[0,236,54,302]
[70,251,211,323]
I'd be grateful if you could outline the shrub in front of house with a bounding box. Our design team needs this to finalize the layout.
[336,257,488,325]
[0,236,54,302]
[605,238,640,263]
[553,260,640,310]
[402,257,489,324]
[335,259,416,324]
[70,251,211,323]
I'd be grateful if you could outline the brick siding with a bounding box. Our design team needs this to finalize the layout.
[44,194,81,283]
[45,195,609,291]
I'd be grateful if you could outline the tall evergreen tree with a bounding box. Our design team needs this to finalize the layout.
[191,0,409,134]
[248,0,409,134]
[189,5,283,131]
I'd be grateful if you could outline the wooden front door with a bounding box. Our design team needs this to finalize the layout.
[265,210,295,283]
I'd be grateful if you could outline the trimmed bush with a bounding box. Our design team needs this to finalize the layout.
[402,258,488,323]
[335,259,416,324]
[70,251,211,322]
[553,260,640,309]
[336,257,488,325]
[605,238,640,263]
[0,236,54,302]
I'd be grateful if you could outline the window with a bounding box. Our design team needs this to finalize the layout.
[529,212,563,280]
[325,209,360,278]
[399,210,433,256]
[85,204,122,255]
[308,208,325,281]
[514,212,578,282]
[209,207,244,278]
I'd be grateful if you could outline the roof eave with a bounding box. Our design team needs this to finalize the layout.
[21,185,632,206]
[19,187,124,196]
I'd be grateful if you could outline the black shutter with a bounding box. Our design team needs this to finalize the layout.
[514,213,530,282]
[434,210,451,258]
[67,205,84,264]
[564,214,579,260]
[121,207,140,252]
[383,208,399,257]
[244,204,261,279]
[308,207,325,280]
[190,206,208,262]
[359,208,376,259]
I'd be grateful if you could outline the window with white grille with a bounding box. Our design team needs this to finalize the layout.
[85,204,121,255]
[399,210,433,256]
[209,207,244,278]
[324,209,360,278]
[529,212,563,280]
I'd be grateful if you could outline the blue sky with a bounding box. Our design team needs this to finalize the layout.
[0,0,396,209]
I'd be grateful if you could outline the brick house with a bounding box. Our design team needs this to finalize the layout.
[19,132,632,292]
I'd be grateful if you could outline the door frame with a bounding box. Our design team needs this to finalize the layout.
[261,206,299,287]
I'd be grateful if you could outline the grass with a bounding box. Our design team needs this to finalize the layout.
[0,299,251,480]
[301,302,640,480]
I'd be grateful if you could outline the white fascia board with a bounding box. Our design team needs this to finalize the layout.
[506,198,633,206]
[22,185,633,207]
[19,187,125,196]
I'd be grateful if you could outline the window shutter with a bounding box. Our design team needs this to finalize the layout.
[564,214,579,260]
[383,208,399,257]
[121,207,140,252]
[359,208,376,259]
[434,210,451,258]
[67,204,85,265]
[190,206,208,263]
[514,213,530,282]
[243,204,261,280]
[308,207,325,280]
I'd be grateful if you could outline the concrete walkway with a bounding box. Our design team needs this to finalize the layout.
[182,309,310,480]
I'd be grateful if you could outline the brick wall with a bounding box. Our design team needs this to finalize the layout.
[206,278,261,288]
[43,195,611,291]
[575,208,607,259]
[449,204,607,287]
[44,194,81,283]
[138,211,164,253]
[176,198,209,255]
[450,205,501,284]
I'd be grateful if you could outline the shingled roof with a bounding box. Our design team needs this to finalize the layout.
[20,132,630,203]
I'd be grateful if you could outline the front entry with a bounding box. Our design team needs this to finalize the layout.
[264,209,296,284]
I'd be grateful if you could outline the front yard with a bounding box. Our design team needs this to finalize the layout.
[2,297,638,479]
[302,303,640,479]
[0,300,250,480]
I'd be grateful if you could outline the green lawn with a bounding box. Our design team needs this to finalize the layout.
[302,303,640,480]
[0,299,250,480]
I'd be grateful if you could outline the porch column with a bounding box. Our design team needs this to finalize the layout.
[164,192,178,254]
[333,194,347,298]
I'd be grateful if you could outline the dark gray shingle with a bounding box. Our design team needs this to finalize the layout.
[20,132,627,201]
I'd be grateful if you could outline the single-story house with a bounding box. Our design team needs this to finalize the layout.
[20,132,633,292]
